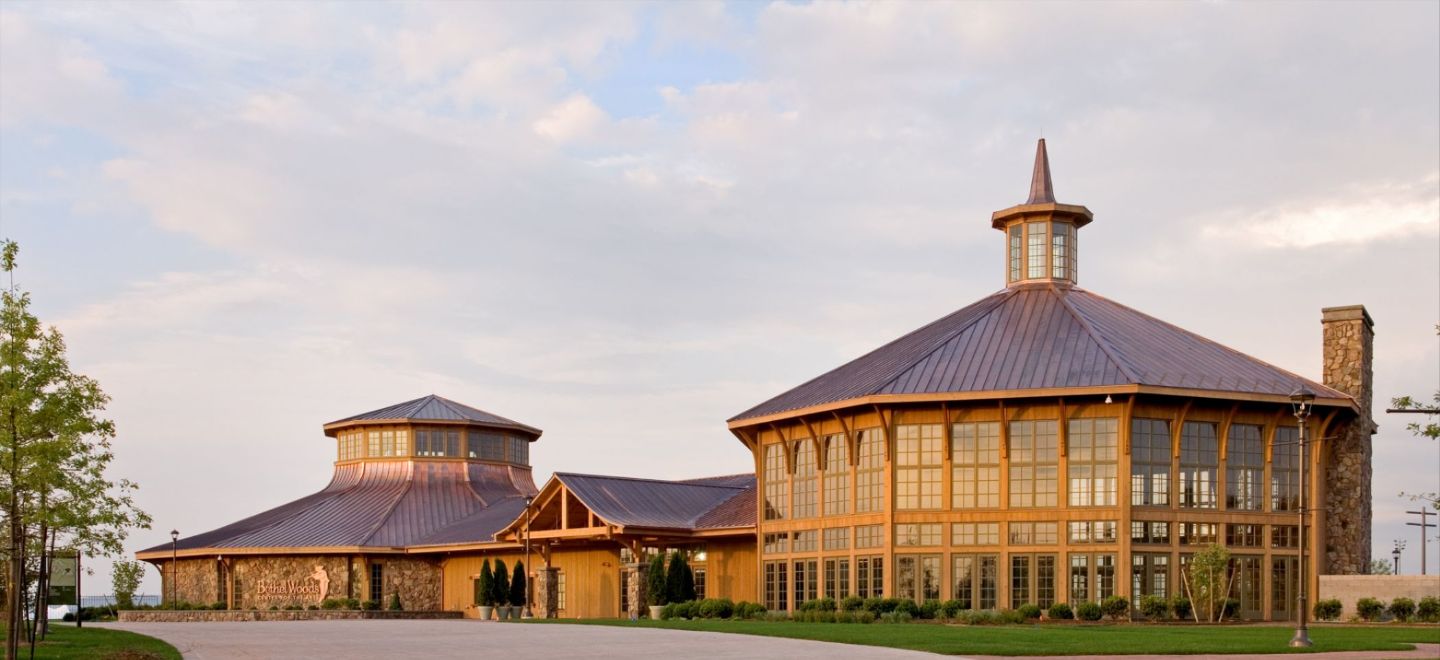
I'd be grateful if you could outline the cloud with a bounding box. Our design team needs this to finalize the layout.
[1200,173,1440,248]
[532,93,607,142]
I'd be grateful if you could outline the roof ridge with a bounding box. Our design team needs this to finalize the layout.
[872,288,1019,396]
[1072,289,1350,399]
[554,471,748,491]
[1053,286,1142,383]
[677,472,754,482]
[690,486,754,527]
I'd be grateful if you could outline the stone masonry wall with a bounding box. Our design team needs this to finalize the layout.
[370,556,442,611]
[119,610,462,622]
[160,555,442,610]
[159,558,222,606]
[1321,305,1375,575]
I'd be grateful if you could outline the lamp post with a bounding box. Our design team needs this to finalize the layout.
[169,529,179,608]
[1288,387,1314,648]
[522,495,533,618]
[1393,539,1406,575]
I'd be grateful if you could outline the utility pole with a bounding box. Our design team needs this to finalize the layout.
[1405,509,1436,575]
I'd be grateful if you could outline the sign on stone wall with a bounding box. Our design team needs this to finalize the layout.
[252,566,330,605]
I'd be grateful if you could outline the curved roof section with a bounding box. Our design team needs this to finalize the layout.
[138,461,538,557]
[324,394,542,438]
[730,284,1350,423]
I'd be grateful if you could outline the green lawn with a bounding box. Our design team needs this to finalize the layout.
[1,623,181,660]
[531,619,1440,656]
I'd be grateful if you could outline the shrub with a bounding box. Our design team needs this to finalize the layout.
[111,560,146,610]
[388,592,402,611]
[345,598,360,609]
[1047,602,1074,620]
[1356,597,1385,621]
[321,598,344,610]
[284,604,302,611]
[919,600,942,620]
[840,596,865,612]
[212,602,226,611]
[997,609,1027,624]
[307,605,319,611]
[646,554,668,607]
[894,599,921,618]
[797,599,817,612]
[666,601,696,619]
[269,605,280,611]
[814,597,837,612]
[697,598,735,619]
[737,601,767,619]
[861,597,885,614]
[1417,596,1440,623]
[1102,595,1130,621]
[510,561,527,608]
[958,610,998,625]
[1313,598,1342,621]
[1221,598,1240,620]
[492,559,509,610]
[361,600,379,611]
[877,611,912,624]
[1017,603,1042,620]
[837,610,876,624]
[1139,595,1169,620]
[660,603,677,620]
[1171,596,1193,621]
[1076,601,1102,621]
[939,599,964,620]
[476,560,494,607]
[1387,597,1415,622]
[666,553,696,605]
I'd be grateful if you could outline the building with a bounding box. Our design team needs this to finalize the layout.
[724,140,1374,620]
[142,141,1373,621]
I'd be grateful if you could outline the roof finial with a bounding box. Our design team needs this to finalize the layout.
[1026,138,1055,204]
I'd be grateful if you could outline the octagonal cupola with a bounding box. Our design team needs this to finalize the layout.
[323,394,540,469]
[991,139,1094,287]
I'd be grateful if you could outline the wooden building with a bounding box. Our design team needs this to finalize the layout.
[724,140,1375,620]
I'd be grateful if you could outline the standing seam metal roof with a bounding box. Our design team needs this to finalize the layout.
[327,394,542,436]
[554,473,756,531]
[731,284,1349,422]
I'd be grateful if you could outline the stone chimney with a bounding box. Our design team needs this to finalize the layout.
[1320,304,1375,575]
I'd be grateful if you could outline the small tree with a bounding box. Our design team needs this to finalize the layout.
[509,561,526,608]
[388,592,402,611]
[665,552,690,604]
[1182,543,1233,622]
[679,555,696,603]
[476,559,494,607]
[111,560,146,610]
[492,559,509,609]
[646,554,667,607]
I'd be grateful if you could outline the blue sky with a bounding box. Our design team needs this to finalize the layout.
[1,1,1436,597]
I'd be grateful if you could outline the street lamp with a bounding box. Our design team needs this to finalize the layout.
[169,529,179,608]
[1393,540,1406,575]
[522,496,533,619]
[1288,387,1314,649]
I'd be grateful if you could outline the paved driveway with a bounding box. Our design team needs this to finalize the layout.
[102,620,943,659]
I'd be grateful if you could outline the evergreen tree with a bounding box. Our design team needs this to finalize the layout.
[646,554,667,606]
[476,559,494,606]
[665,552,688,604]
[679,556,696,603]
[509,561,526,607]
[492,559,509,608]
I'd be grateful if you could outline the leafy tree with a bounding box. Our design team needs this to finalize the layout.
[476,559,494,607]
[1182,543,1233,622]
[492,559,509,610]
[111,560,146,609]
[1391,392,1439,510]
[509,560,526,608]
[646,553,667,607]
[0,241,150,660]
[1366,558,1395,575]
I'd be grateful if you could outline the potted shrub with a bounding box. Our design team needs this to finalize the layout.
[476,559,495,620]
[510,561,528,618]
[493,559,511,620]
[646,554,667,620]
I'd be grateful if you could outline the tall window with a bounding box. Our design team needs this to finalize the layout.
[369,563,384,603]
[952,422,1000,508]
[1009,420,1058,507]
[1227,424,1263,510]
[764,561,787,611]
[793,440,818,519]
[1026,222,1047,279]
[856,556,884,598]
[1009,225,1023,282]
[506,436,526,464]
[1131,554,1168,603]
[1069,554,1090,603]
[793,559,818,606]
[693,569,706,599]
[952,554,998,610]
[1179,422,1218,508]
[856,430,884,513]
[1068,418,1118,506]
[1233,556,1262,619]
[1051,223,1073,280]
[1010,554,1056,608]
[895,555,941,603]
[368,431,381,458]
[895,424,943,509]
[824,558,850,599]
[556,570,566,610]
[1131,419,1171,506]
[823,435,849,516]
[1272,427,1300,511]
[763,444,788,521]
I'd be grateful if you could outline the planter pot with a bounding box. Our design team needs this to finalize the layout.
[478,606,494,621]
[502,606,515,620]
[649,605,666,620]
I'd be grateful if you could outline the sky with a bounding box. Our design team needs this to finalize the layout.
[0,1,1436,598]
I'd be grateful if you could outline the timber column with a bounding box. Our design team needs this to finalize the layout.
[1320,304,1375,575]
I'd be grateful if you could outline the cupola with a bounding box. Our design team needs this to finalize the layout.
[991,139,1093,286]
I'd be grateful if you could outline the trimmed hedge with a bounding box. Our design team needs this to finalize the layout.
[1313,598,1342,621]
[1418,596,1440,623]
[1076,601,1103,621]
[1356,597,1385,621]
[1138,595,1169,620]
[1017,603,1042,620]
[1047,602,1074,620]
[1387,597,1415,622]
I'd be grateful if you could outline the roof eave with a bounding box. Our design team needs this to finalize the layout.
[321,418,543,438]
[991,202,1094,229]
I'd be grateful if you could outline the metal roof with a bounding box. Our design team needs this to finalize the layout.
[731,284,1350,422]
[142,460,538,555]
[325,394,542,437]
[554,472,755,531]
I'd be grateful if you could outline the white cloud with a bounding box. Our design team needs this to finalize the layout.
[1201,174,1440,248]
[532,93,607,143]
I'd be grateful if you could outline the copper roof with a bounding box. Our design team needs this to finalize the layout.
[325,394,542,437]
[1026,138,1056,204]
[730,284,1351,422]
[141,460,538,555]
[553,472,755,531]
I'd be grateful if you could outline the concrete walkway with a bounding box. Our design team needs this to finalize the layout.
[100,619,942,659]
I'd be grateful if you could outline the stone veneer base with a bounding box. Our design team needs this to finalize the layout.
[118,610,464,622]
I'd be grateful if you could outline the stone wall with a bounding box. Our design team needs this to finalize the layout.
[1319,575,1440,619]
[118,609,462,622]
[370,556,443,611]
[159,558,223,606]
[231,556,354,610]
[534,567,559,618]
[1320,305,1375,576]
[158,554,442,611]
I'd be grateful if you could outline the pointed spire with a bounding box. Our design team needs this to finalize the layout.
[1025,138,1055,204]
